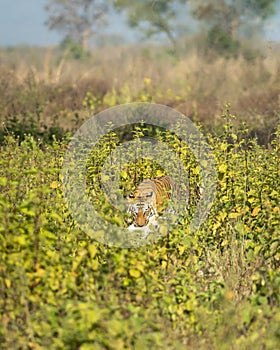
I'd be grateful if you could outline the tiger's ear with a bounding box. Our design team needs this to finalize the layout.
[146,192,153,197]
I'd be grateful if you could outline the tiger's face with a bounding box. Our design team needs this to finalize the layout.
[128,202,156,227]
[127,186,157,227]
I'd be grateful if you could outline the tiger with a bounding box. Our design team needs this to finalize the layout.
[127,176,174,228]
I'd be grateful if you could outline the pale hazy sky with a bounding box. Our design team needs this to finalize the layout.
[0,0,279,46]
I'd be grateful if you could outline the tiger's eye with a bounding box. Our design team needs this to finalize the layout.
[129,193,135,199]
[146,192,153,197]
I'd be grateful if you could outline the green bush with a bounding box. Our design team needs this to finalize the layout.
[207,25,240,58]
[0,112,280,349]
[60,37,91,61]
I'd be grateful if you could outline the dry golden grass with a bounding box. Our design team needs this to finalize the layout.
[0,42,279,142]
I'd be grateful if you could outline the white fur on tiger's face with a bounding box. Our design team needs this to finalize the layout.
[128,202,157,228]
[127,176,174,228]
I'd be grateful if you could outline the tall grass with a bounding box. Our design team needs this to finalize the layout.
[0,42,279,143]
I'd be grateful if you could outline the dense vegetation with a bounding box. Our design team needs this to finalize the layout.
[0,43,279,144]
[1,106,280,348]
[0,42,279,348]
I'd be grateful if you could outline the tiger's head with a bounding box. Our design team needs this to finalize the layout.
[127,181,157,227]
[128,202,156,227]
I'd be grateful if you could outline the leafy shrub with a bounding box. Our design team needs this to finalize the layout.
[0,45,279,143]
[206,25,240,58]
[60,37,91,60]
[0,113,280,349]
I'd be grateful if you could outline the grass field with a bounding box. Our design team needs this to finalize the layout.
[0,43,279,141]
[0,44,280,349]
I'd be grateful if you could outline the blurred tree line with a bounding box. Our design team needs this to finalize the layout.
[45,0,277,57]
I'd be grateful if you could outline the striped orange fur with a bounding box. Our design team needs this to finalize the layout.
[127,176,174,227]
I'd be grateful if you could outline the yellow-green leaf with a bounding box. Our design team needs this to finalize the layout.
[0,177,7,186]
[129,269,141,278]
[49,181,60,189]
[229,212,241,219]
[218,164,227,173]
[91,259,99,271]
[5,279,11,288]
[252,206,261,217]
[121,170,128,179]
[88,244,97,258]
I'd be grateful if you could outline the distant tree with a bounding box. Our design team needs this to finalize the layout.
[45,0,108,51]
[113,0,186,49]
[189,0,277,54]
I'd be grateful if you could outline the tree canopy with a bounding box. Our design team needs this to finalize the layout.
[45,0,108,50]
[45,0,278,55]
[190,0,277,40]
[189,0,277,56]
[113,0,186,48]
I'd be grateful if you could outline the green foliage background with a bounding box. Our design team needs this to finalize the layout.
[0,109,279,349]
